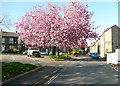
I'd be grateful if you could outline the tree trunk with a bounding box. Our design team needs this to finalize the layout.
[68,47,71,55]
[52,46,56,55]
[48,47,49,55]
[57,47,59,58]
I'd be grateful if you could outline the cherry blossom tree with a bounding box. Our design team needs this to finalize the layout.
[15,1,99,56]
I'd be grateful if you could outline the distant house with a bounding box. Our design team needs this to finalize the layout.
[0,30,25,53]
[0,30,18,52]
[90,25,120,57]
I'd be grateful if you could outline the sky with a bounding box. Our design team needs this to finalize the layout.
[1,0,119,45]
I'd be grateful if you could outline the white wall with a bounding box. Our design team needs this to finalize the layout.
[100,34,105,57]
[107,49,120,64]
[0,31,2,52]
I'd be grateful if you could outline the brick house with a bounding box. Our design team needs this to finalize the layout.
[0,30,25,53]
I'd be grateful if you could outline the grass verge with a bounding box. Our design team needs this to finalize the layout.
[49,54,76,61]
[2,62,40,81]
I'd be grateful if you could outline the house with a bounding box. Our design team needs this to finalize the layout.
[0,30,18,52]
[89,25,120,57]
[0,30,25,53]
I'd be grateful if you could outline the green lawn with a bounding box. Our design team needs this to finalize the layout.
[2,62,40,81]
[49,54,76,61]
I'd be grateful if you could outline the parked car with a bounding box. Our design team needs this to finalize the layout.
[89,53,93,57]
[49,51,52,55]
[40,52,48,55]
[2,50,14,53]
[23,51,27,54]
[27,47,40,57]
[59,52,68,55]
[91,53,99,59]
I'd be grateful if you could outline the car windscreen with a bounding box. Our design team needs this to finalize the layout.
[31,48,39,50]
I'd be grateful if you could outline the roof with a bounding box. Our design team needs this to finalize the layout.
[2,31,18,37]
[101,25,120,37]
[111,25,120,29]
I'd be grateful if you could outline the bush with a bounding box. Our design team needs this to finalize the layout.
[71,51,78,55]
[71,49,82,55]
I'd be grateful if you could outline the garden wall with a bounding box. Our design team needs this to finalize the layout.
[107,49,120,64]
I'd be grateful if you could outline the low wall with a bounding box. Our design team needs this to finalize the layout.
[107,49,120,64]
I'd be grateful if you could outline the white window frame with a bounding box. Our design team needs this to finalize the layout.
[2,38,5,43]
[9,38,14,43]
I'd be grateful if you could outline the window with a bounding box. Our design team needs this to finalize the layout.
[2,38,5,43]
[9,45,13,50]
[9,38,14,43]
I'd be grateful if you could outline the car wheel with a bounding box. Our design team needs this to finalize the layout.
[30,55,32,57]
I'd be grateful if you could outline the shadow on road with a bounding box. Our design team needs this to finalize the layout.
[71,58,106,62]
[71,55,106,62]
[47,61,118,85]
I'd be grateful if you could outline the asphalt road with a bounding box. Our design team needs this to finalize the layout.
[0,54,71,67]
[46,57,119,85]
[1,55,119,85]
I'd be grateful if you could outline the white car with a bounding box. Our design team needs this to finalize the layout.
[49,52,52,55]
[40,52,48,55]
[27,47,40,57]
[59,52,68,55]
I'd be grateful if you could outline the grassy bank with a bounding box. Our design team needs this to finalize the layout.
[49,55,76,61]
[2,62,40,81]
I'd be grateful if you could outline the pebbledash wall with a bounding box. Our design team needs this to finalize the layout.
[107,49,120,64]
[0,30,2,52]
[90,25,120,57]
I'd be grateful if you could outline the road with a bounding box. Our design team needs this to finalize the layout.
[1,55,119,85]
[0,54,71,67]
[45,57,119,85]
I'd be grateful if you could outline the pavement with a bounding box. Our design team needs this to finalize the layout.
[2,66,61,86]
[1,55,119,85]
